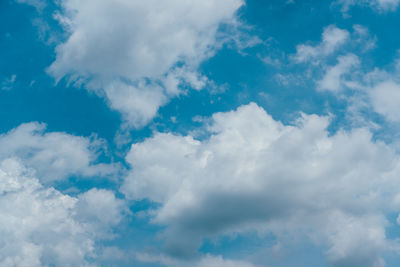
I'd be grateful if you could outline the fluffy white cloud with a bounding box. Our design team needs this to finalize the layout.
[319,52,400,124]
[76,188,126,237]
[292,24,400,127]
[102,80,168,128]
[0,122,118,183]
[48,0,245,127]
[369,81,400,122]
[291,24,393,127]
[292,24,375,68]
[293,25,350,63]
[290,25,374,96]
[317,53,360,92]
[122,103,400,266]
[0,158,125,266]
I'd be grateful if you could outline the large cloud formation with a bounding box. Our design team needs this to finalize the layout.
[0,158,125,266]
[48,0,245,127]
[122,103,400,266]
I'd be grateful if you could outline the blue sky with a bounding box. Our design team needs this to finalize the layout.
[2,0,400,266]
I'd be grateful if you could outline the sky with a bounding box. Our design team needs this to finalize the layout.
[2,0,400,266]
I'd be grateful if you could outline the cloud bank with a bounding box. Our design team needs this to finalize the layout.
[123,103,400,267]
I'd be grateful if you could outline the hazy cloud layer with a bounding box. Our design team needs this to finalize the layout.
[337,0,400,13]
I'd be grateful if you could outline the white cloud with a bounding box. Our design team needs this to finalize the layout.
[0,158,124,266]
[137,252,257,267]
[101,80,168,128]
[48,0,245,127]
[122,103,400,266]
[291,24,400,127]
[293,25,350,63]
[317,53,360,92]
[369,81,400,122]
[290,24,384,128]
[77,188,126,235]
[337,0,400,13]
[15,0,45,11]
[0,122,118,183]
[321,52,400,124]
[194,255,257,267]
[292,24,375,67]
[1,75,16,91]
[353,25,377,52]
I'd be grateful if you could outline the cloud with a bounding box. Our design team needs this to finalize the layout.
[194,255,257,267]
[312,49,400,124]
[290,24,400,129]
[293,25,350,63]
[47,0,245,127]
[1,75,16,91]
[0,122,118,183]
[337,0,400,13]
[289,24,390,128]
[14,0,46,11]
[0,158,125,266]
[355,56,400,123]
[122,103,400,266]
[137,252,258,267]
[76,188,126,237]
[288,25,374,94]
[317,53,360,92]
[292,24,375,66]
[101,80,168,128]
[369,81,400,122]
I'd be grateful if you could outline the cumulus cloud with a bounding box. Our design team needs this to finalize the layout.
[292,24,400,128]
[317,53,360,92]
[288,25,375,96]
[0,122,118,183]
[290,24,392,127]
[0,158,125,266]
[353,56,400,123]
[293,25,350,63]
[292,24,375,67]
[316,51,400,124]
[76,188,126,237]
[48,0,245,127]
[122,103,400,266]
[369,81,400,122]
